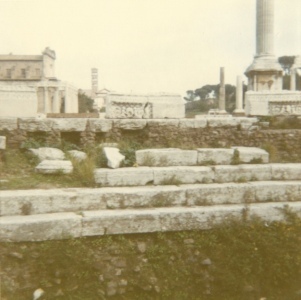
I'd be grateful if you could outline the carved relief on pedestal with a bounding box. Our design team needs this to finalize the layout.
[269,101,301,115]
[110,101,153,119]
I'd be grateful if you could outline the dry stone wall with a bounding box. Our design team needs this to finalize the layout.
[1,117,301,161]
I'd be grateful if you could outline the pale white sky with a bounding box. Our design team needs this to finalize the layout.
[0,0,300,96]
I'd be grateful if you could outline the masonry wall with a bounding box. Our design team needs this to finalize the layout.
[1,117,301,162]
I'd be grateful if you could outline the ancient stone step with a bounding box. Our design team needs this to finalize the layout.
[35,160,73,174]
[1,202,301,242]
[231,147,269,163]
[136,149,198,167]
[1,181,301,217]
[94,164,301,187]
[135,147,269,167]
[0,213,82,242]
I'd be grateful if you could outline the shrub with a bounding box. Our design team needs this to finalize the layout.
[70,154,96,187]
[119,141,143,167]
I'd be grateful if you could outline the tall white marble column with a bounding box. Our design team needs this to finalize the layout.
[290,68,296,91]
[218,67,226,113]
[64,85,69,113]
[256,0,275,56]
[53,87,60,113]
[233,76,245,116]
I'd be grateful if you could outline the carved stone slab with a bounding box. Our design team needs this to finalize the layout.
[106,93,185,119]
[245,91,301,116]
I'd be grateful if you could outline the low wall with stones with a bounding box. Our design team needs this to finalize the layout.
[1,117,301,161]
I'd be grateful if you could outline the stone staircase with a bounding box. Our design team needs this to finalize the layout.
[2,147,301,242]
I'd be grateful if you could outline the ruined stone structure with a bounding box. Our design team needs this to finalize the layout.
[106,93,185,119]
[244,0,301,116]
[0,47,78,117]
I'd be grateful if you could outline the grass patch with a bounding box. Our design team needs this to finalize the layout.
[0,148,98,190]
[3,212,301,299]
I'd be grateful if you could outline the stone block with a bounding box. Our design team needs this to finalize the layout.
[0,188,106,216]
[88,119,113,132]
[232,147,269,163]
[178,119,207,129]
[29,147,65,161]
[153,166,214,185]
[0,118,18,130]
[245,91,301,116]
[19,118,53,132]
[237,117,259,130]
[94,167,154,186]
[0,84,38,118]
[103,147,125,169]
[103,185,186,209]
[0,136,6,150]
[159,206,243,232]
[114,119,147,130]
[207,118,239,127]
[136,149,198,167]
[106,93,185,119]
[250,181,301,202]
[214,165,272,183]
[68,150,87,161]
[184,183,253,206]
[35,160,73,174]
[197,148,234,165]
[51,118,87,131]
[271,164,301,180]
[147,119,180,127]
[247,202,301,222]
[0,213,82,242]
[82,210,161,236]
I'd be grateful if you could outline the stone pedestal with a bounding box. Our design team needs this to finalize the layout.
[245,91,301,115]
[245,0,283,92]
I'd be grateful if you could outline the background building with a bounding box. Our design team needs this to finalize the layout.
[0,47,78,117]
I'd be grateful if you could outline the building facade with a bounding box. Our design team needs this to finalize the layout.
[0,47,78,117]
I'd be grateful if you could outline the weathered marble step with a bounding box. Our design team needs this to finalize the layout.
[94,164,301,187]
[1,181,301,216]
[135,147,269,167]
[1,202,301,242]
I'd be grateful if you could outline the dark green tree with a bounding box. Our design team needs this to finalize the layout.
[184,90,196,102]
[185,83,242,114]
[194,85,218,100]
[78,92,94,113]
[278,56,296,75]
[278,56,296,90]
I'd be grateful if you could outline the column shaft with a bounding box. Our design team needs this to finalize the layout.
[256,0,274,56]
[236,76,243,110]
[219,67,226,111]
